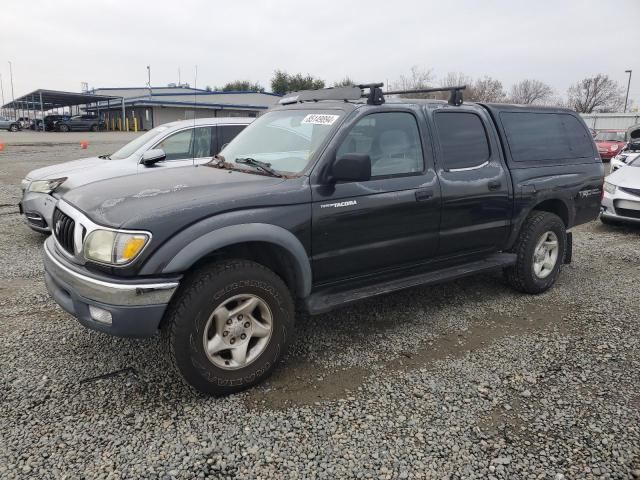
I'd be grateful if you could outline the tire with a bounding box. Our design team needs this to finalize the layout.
[58,124,69,132]
[162,259,294,395]
[504,211,566,294]
[600,216,615,226]
[90,124,98,132]
[9,124,18,132]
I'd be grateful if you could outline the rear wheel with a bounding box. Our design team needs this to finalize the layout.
[505,211,566,294]
[90,124,98,132]
[163,259,294,395]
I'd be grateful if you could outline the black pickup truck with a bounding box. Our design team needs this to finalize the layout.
[43,84,603,395]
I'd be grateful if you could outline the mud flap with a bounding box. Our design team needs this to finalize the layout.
[564,232,572,264]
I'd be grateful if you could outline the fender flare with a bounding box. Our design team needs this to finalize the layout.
[161,223,312,297]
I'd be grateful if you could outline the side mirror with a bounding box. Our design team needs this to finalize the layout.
[141,148,166,166]
[331,154,371,183]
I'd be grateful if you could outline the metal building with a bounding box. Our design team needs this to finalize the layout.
[581,113,640,131]
[87,87,279,130]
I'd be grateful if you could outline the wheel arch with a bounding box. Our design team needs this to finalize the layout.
[533,198,571,227]
[161,223,312,298]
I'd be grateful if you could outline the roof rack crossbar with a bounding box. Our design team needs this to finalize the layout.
[385,86,467,106]
[276,84,467,107]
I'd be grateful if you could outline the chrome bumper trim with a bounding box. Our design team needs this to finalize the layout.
[44,240,178,306]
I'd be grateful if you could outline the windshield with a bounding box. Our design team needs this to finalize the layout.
[630,157,640,167]
[219,110,344,174]
[109,125,170,160]
[595,131,625,142]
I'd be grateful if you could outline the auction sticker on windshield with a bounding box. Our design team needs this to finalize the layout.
[302,114,340,125]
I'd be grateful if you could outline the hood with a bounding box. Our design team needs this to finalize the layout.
[62,165,303,231]
[26,156,138,194]
[595,140,625,146]
[27,156,108,180]
[607,164,640,189]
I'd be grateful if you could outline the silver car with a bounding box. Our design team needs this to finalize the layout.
[601,156,640,225]
[610,124,640,173]
[19,117,252,233]
[0,116,20,132]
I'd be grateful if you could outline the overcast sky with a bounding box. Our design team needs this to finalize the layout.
[2,0,639,105]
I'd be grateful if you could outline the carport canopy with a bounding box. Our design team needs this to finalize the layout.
[3,89,121,111]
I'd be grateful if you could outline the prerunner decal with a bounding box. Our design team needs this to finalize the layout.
[302,114,340,126]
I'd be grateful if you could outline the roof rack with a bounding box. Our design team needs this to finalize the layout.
[278,83,467,107]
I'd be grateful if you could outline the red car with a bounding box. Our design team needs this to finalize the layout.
[594,130,626,161]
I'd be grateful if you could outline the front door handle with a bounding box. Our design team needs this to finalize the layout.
[415,189,434,202]
[488,180,502,191]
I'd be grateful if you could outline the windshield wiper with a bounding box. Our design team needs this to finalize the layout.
[235,157,283,177]
[98,154,111,159]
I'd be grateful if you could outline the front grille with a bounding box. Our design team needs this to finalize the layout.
[620,186,640,198]
[52,208,75,254]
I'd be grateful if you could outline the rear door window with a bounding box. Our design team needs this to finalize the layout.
[218,124,246,151]
[192,126,215,158]
[501,112,593,162]
[434,112,490,170]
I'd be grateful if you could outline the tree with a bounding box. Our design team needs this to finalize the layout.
[333,77,356,87]
[438,72,474,101]
[467,76,506,103]
[270,70,325,95]
[391,66,434,98]
[509,79,553,105]
[567,74,624,113]
[221,80,264,92]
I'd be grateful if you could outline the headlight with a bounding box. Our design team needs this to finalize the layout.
[20,178,31,191]
[603,182,617,195]
[610,145,619,151]
[83,229,150,265]
[28,177,67,194]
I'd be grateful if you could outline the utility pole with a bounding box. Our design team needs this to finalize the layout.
[8,61,16,120]
[623,70,632,113]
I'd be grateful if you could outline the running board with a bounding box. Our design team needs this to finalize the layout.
[305,253,517,315]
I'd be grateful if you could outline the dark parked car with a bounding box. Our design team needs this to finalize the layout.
[55,114,105,132]
[43,84,603,395]
[31,115,71,131]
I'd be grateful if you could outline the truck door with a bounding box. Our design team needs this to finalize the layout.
[311,109,441,285]
[431,108,511,256]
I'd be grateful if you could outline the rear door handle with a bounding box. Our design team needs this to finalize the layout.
[488,180,502,191]
[415,189,433,202]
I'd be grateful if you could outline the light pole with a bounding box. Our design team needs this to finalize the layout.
[624,70,632,113]
[8,61,16,120]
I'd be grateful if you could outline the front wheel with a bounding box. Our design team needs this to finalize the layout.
[90,124,98,132]
[9,124,19,132]
[505,211,566,294]
[163,259,294,395]
[58,124,69,132]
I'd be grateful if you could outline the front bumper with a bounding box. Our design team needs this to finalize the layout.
[19,191,57,233]
[43,238,180,337]
[598,151,617,161]
[601,189,640,225]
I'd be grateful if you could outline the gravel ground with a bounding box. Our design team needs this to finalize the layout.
[1,134,639,479]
